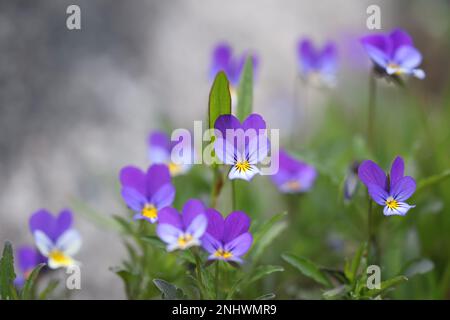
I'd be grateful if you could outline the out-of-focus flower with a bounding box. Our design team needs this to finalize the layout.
[270,149,317,193]
[358,156,416,216]
[14,245,45,286]
[30,209,81,269]
[202,210,253,263]
[156,199,208,251]
[148,131,193,176]
[214,114,269,181]
[361,28,425,79]
[297,38,338,87]
[210,42,259,101]
[120,164,175,223]
[344,161,360,201]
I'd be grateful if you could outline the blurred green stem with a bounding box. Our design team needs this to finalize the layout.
[367,72,377,153]
[367,198,379,265]
[215,261,220,299]
[231,180,237,211]
[192,248,205,299]
[210,166,223,208]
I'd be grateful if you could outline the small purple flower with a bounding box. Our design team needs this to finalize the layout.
[270,149,317,193]
[214,113,270,181]
[156,199,208,252]
[120,164,175,223]
[201,210,253,263]
[361,28,425,79]
[297,38,338,87]
[30,209,82,269]
[210,42,259,102]
[14,246,46,287]
[358,156,416,216]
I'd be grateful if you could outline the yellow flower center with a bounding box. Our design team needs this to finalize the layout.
[48,250,72,266]
[177,234,193,248]
[387,63,402,75]
[284,180,301,191]
[142,204,158,219]
[385,196,399,209]
[168,162,183,176]
[235,160,251,173]
[214,249,233,259]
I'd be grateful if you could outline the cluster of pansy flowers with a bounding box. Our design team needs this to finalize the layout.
[15,209,82,286]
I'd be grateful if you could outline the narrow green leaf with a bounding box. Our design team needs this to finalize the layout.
[282,253,332,287]
[38,279,59,300]
[236,57,253,121]
[251,212,287,261]
[345,243,366,283]
[20,263,45,300]
[208,71,231,130]
[255,293,276,300]
[363,275,408,298]
[153,279,185,300]
[416,169,450,192]
[141,236,166,250]
[0,241,17,300]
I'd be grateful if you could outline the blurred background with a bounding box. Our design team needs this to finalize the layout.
[1,0,449,299]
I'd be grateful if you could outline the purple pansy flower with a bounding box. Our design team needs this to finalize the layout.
[148,131,193,176]
[361,28,425,79]
[270,149,317,193]
[156,199,208,252]
[119,164,175,223]
[210,42,259,103]
[201,210,253,263]
[14,245,46,286]
[30,209,82,269]
[358,156,416,216]
[214,113,270,181]
[297,38,338,87]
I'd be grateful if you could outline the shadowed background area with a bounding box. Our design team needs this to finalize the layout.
[1,0,449,299]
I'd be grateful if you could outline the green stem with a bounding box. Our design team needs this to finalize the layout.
[231,180,237,211]
[192,248,205,299]
[367,198,379,265]
[215,262,220,299]
[210,166,223,208]
[367,72,377,153]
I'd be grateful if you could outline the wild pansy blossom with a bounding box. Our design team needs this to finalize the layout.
[361,28,425,79]
[297,38,338,87]
[214,113,269,181]
[156,199,208,252]
[31,209,82,269]
[120,164,175,223]
[270,149,317,193]
[202,210,253,263]
[14,245,45,286]
[148,131,193,176]
[210,42,259,101]
[358,156,416,216]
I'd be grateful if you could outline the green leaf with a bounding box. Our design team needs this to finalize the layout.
[255,293,276,300]
[20,263,45,300]
[322,285,349,300]
[141,236,166,250]
[208,71,231,130]
[247,265,284,285]
[416,169,450,192]
[236,57,253,121]
[0,241,17,300]
[363,275,408,298]
[153,279,185,300]
[251,212,287,261]
[38,279,59,300]
[344,243,366,284]
[282,253,332,287]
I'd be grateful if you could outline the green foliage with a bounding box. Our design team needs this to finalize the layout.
[236,57,253,121]
[282,253,332,287]
[153,279,186,300]
[0,241,17,300]
[20,263,45,300]
[208,71,231,130]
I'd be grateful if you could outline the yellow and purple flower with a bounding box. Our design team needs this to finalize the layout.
[120,164,175,223]
[201,210,253,263]
[156,199,208,252]
[270,149,317,193]
[358,156,416,216]
[214,114,269,181]
[30,209,82,269]
[297,38,338,87]
[148,131,193,176]
[14,245,46,286]
[210,42,259,101]
[361,28,425,79]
